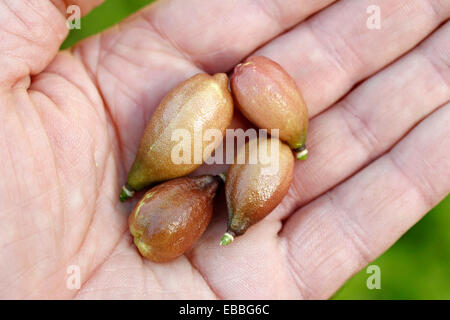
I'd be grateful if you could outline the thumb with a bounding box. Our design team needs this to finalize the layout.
[0,0,103,89]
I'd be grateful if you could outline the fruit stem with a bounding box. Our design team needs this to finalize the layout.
[216,173,227,184]
[120,184,135,202]
[294,146,308,160]
[220,232,234,246]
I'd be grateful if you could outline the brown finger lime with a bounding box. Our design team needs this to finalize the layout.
[231,56,309,160]
[121,73,233,201]
[221,137,294,245]
[129,175,224,262]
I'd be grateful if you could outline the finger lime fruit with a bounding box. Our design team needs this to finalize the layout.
[129,175,224,262]
[221,137,294,245]
[230,56,309,160]
[120,73,233,202]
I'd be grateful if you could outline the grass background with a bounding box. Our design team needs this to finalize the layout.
[62,0,450,299]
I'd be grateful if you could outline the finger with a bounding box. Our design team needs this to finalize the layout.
[255,0,450,116]
[139,0,337,72]
[0,0,103,89]
[275,21,450,219]
[281,102,450,299]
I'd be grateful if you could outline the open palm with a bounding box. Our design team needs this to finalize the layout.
[0,0,449,299]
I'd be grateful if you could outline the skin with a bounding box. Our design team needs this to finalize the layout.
[0,0,449,299]
[125,73,233,194]
[224,138,294,239]
[231,56,309,154]
[129,176,219,263]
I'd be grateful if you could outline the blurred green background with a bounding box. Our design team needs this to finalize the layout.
[62,0,450,299]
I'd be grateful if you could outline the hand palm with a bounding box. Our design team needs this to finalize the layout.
[1,0,449,299]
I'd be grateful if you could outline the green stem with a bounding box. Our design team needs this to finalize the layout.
[217,173,227,184]
[294,146,308,160]
[220,232,234,246]
[120,184,135,202]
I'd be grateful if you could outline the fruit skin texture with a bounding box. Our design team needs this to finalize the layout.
[222,138,294,244]
[129,175,221,262]
[121,73,233,201]
[230,56,309,158]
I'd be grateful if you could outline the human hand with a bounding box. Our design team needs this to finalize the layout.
[0,0,448,299]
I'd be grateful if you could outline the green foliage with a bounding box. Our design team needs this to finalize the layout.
[62,0,450,299]
[61,0,155,49]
